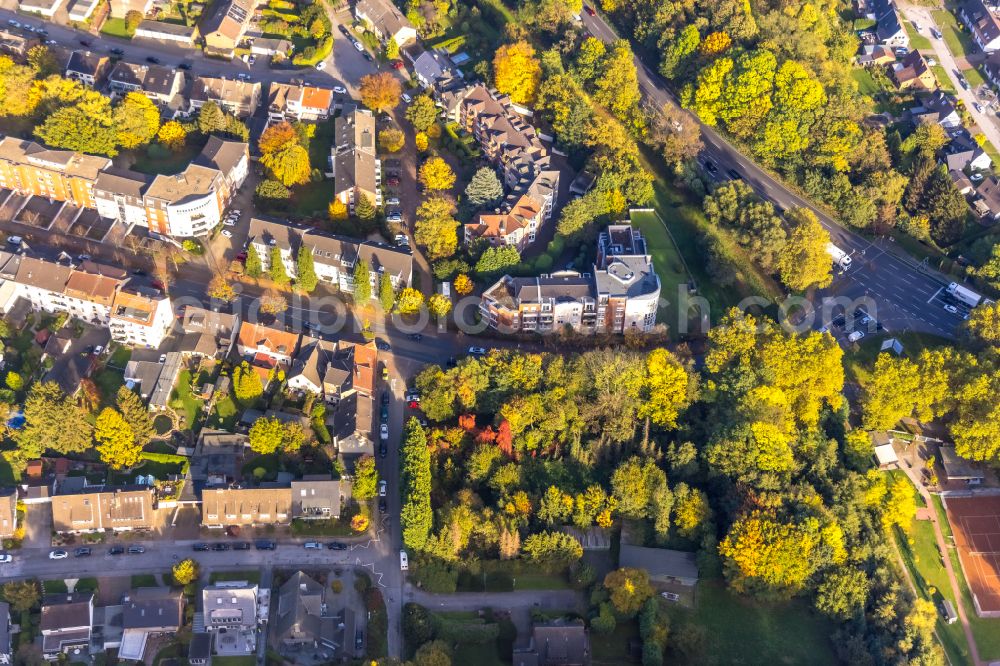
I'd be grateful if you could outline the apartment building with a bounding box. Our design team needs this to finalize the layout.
[331,105,381,212]
[189,76,261,118]
[480,223,661,334]
[202,0,253,55]
[108,62,186,108]
[290,476,345,520]
[179,305,240,359]
[464,171,559,251]
[248,217,412,298]
[51,487,156,533]
[119,588,184,661]
[0,138,111,208]
[960,0,1000,53]
[286,337,378,402]
[266,82,335,122]
[109,289,174,348]
[202,487,293,528]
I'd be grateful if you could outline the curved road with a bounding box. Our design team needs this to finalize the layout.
[582,11,969,338]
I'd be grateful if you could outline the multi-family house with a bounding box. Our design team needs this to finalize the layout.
[189,76,261,118]
[869,0,909,48]
[464,170,559,251]
[109,289,175,348]
[194,136,250,193]
[331,105,381,212]
[0,489,16,540]
[119,588,184,661]
[911,90,963,129]
[202,582,259,654]
[93,167,154,229]
[40,593,94,660]
[274,572,351,654]
[65,51,111,87]
[480,223,660,335]
[512,620,591,666]
[248,217,412,297]
[266,82,335,122]
[890,50,936,90]
[12,257,125,324]
[202,0,253,55]
[354,0,417,47]
[286,337,378,402]
[133,20,200,48]
[201,487,293,528]
[0,138,111,208]
[236,321,300,370]
[179,306,240,359]
[108,62,186,108]
[961,0,1000,53]
[410,49,461,89]
[17,0,64,19]
[290,476,346,520]
[0,28,40,61]
[51,487,156,533]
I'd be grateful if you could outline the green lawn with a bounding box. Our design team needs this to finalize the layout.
[107,345,131,369]
[932,10,975,57]
[433,610,513,666]
[963,67,986,88]
[851,68,880,96]
[129,143,200,176]
[930,64,957,93]
[207,394,240,430]
[932,495,1000,661]
[592,620,640,665]
[511,572,572,591]
[168,369,202,431]
[131,574,158,588]
[42,580,68,594]
[904,20,933,50]
[291,180,335,218]
[100,17,135,39]
[93,367,125,405]
[628,209,690,329]
[665,581,837,665]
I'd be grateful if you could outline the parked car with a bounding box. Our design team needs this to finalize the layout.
[333,85,346,94]
[400,550,409,570]
[380,423,389,440]
[109,47,124,55]
[79,39,91,47]
[221,230,233,238]
[386,197,400,206]
[211,543,230,551]
[108,546,125,555]
[379,480,387,497]
[328,542,348,550]
[233,542,251,550]
[192,543,209,551]
[584,4,596,14]
[355,630,364,651]
[379,498,387,513]
[944,304,959,314]
[847,330,865,343]
[382,390,390,405]
[178,62,192,70]
[376,340,391,351]
[338,24,351,37]
[247,55,256,65]
[401,93,412,103]
[128,545,145,554]
[387,177,400,186]
[304,541,323,549]
[353,40,363,52]
[405,390,420,402]
[931,28,942,39]
[315,61,326,71]
[468,346,487,356]
[379,442,387,457]
[0,554,11,564]
[146,56,160,64]
[49,550,68,560]
[223,219,236,227]
[381,405,389,421]
[255,540,276,550]
[391,60,404,69]
[74,547,92,557]
[408,333,423,341]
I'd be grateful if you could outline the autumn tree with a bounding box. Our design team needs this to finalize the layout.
[208,275,237,302]
[379,127,405,152]
[268,247,290,285]
[249,417,305,455]
[244,245,263,278]
[197,101,226,134]
[474,246,520,276]
[778,208,833,292]
[965,301,1000,345]
[2,580,39,612]
[116,386,154,448]
[12,382,93,468]
[124,9,143,31]
[493,41,541,105]
[427,293,451,318]
[414,195,458,259]
[260,289,288,314]
[359,72,402,113]
[415,132,429,151]
[401,419,432,550]
[260,122,311,187]
[94,407,142,470]
[296,245,318,293]
[453,274,473,295]
[113,92,161,149]
[521,531,584,571]
[353,454,379,500]
[328,198,348,221]
[397,288,425,314]
[35,93,117,156]
[405,94,438,132]
[861,354,922,431]
[418,157,456,191]
[353,258,372,303]
[233,361,263,404]
[157,120,187,151]
[5,372,22,391]
[172,558,200,585]
[603,568,654,617]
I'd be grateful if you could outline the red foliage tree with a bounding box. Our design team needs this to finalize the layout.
[496,420,514,458]
[458,414,477,431]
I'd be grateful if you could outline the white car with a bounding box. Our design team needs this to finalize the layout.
[401,93,412,103]
[7,20,20,28]
[847,331,865,343]
[400,550,408,571]
[231,209,242,216]
[468,346,487,355]
[223,219,236,227]
[333,85,347,94]
[975,102,984,113]
[304,541,323,549]
[353,41,364,52]
[944,304,959,314]
[221,230,233,238]
[386,197,400,206]
[315,61,326,70]
[380,423,389,440]
[379,480,387,497]
[49,549,68,560]
[0,554,11,564]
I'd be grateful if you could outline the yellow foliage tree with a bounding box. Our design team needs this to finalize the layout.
[157,120,187,152]
[94,407,142,470]
[777,208,833,292]
[427,293,452,318]
[172,558,200,585]
[328,198,349,221]
[699,31,732,55]
[396,287,425,314]
[493,41,541,106]
[359,72,402,113]
[415,131,429,152]
[453,274,473,295]
[418,157,456,191]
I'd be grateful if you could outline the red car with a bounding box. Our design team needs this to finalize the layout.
[584,4,595,15]
[151,278,165,291]
[391,60,404,70]
[407,400,420,409]
[387,177,400,186]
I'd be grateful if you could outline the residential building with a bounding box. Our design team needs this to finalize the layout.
[247,217,412,298]
[0,489,16,539]
[331,105,381,212]
[291,476,346,520]
[67,0,100,22]
[974,175,1000,221]
[939,446,986,484]
[0,28,40,61]
[984,51,1000,87]
[134,20,199,47]
[286,337,377,403]
[464,170,559,251]
[108,62,186,108]
[0,137,111,208]
[201,487,293,528]
[236,321,300,371]
[65,51,111,87]
[250,38,292,57]
[619,543,699,586]
[870,0,908,48]
[960,0,1000,53]
[201,582,259,655]
[890,50,936,90]
[109,288,174,348]
[951,169,976,195]
[267,82,335,122]
[855,43,895,66]
[51,487,156,533]
[410,49,461,89]
[109,0,153,18]
[41,593,94,660]
[13,257,124,325]
[193,135,251,193]
[275,572,351,654]
[354,0,417,47]
[911,90,962,129]
[202,0,253,55]
[119,588,184,661]
[179,306,240,359]
[940,135,993,172]
[189,76,261,118]
[512,620,591,666]
[192,430,248,484]
[17,0,64,18]
[93,167,153,229]
[188,633,212,666]
[0,603,10,666]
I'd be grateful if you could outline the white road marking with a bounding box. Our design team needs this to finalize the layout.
[927,287,943,304]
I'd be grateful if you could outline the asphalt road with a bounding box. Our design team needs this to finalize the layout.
[581,11,968,338]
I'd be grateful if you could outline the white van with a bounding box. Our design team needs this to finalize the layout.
[6,236,22,247]
[400,550,408,571]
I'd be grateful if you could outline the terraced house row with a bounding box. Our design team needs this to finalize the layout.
[0,136,248,238]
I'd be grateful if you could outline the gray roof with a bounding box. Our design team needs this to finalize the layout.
[149,352,183,409]
[41,593,93,632]
[962,0,1000,48]
[122,588,183,630]
[202,583,257,628]
[0,602,9,656]
[290,476,344,518]
[194,136,247,178]
[619,544,699,582]
[66,50,105,77]
[356,0,414,39]
[940,446,985,479]
[275,571,341,647]
[136,20,197,38]
[514,620,590,666]
[189,632,212,661]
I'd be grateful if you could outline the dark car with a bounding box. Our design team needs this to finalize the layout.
[192,543,210,551]
[355,630,364,651]
[363,52,373,61]
[211,543,230,551]
[378,498,387,513]
[327,542,348,551]
[127,545,145,554]
[108,546,125,555]
[584,4,596,15]
[408,333,422,341]
[381,390,390,406]
[79,39,91,46]
[376,340,391,351]
[233,542,252,550]
[178,62,192,70]
[74,547,91,557]
[379,442,387,458]
[338,24,351,37]
[109,47,124,55]
[704,160,719,175]
[381,405,389,420]
[146,56,160,64]
[726,169,741,180]
[255,540,276,550]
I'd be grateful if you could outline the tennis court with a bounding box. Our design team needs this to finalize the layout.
[945,495,1000,616]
